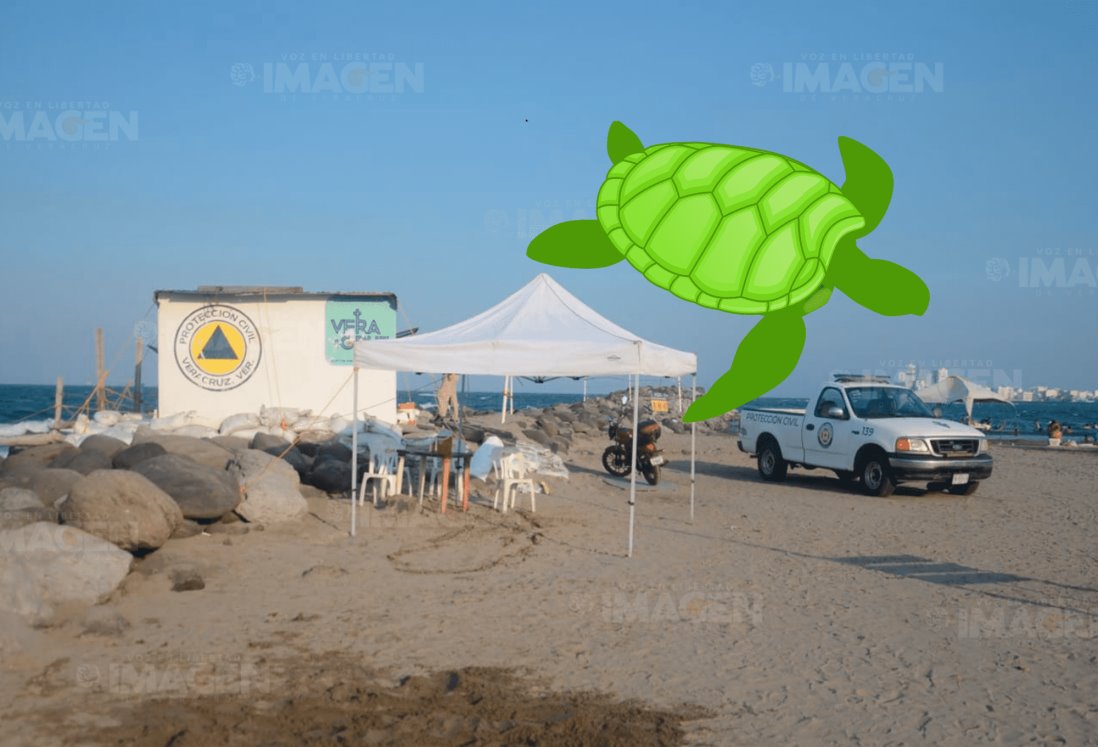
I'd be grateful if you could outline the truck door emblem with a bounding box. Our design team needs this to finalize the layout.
[818,422,834,448]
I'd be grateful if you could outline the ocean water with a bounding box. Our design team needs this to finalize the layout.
[2,385,1095,443]
[752,397,1098,442]
[0,385,582,426]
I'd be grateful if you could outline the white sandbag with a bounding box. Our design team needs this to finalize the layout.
[71,414,92,435]
[470,436,504,480]
[100,423,138,445]
[219,412,261,435]
[292,415,330,433]
[64,433,86,447]
[184,415,222,429]
[149,412,195,431]
[328,415,351,434]
[92,410,122,426]
[119,412,145,422]
[171,424,218,439]
[229,427,265,443]
[260,406,309,427]
[363,417,404,443]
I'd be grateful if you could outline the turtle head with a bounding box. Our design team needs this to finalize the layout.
[607,121,645,165]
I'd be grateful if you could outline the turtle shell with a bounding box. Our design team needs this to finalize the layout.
[597,143,866,314]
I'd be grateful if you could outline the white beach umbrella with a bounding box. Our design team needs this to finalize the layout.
[916,375,1014,423]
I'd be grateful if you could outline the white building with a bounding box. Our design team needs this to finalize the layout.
[898,363,918,388]
[155,287,398,423]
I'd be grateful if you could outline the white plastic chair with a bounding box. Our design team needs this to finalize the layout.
[493,452,536,513]
[360,433,410,495]
[359,448,399,506]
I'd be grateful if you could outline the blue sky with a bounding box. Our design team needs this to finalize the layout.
[1,0,1095,398]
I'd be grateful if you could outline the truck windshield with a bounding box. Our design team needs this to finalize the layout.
[846,387,934,419]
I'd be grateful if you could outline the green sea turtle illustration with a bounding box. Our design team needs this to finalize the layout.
[528,121,930,422]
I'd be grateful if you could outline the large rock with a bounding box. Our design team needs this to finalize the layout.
[522,429,552,448]
[0,488,58,529]
[49,449,113,475]
[251,432,291,452]
[1,443,77,475]
[112,441,167,470]
[79,434,128,458]
[131,454,240,521]
[27,468,83,505]
[0,522,133,626]
[315,441,352,464]
[548,436,571,455]
[305,459,352,493]
[208,435,250,453]
[266,446,310,477]
[61,471,183,552]
[228,450,306,524]
[130,432,233,470]
[536,417,560,438]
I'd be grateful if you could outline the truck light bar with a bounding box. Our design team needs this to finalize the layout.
[832,373,893,383]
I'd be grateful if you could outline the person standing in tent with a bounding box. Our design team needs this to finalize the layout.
[436,373,460,421]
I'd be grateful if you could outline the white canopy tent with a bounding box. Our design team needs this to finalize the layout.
[916,375,1015,424]
[352,273,698,556]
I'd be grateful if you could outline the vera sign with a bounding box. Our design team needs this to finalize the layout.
[325,298,396,365]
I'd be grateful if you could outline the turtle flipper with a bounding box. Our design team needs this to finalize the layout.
[607,121,644,165]
[684,310,806,423]
[828,241,930,316]
[527,220,625,268]
[838,136,893,236]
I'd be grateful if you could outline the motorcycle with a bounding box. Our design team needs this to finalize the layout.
[602,397,665,485]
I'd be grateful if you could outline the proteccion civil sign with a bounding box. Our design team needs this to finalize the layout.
[174,305,262,391]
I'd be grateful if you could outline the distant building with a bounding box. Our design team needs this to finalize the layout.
[1021,391,1034,402]
[935,367,949,383]
[155,286,398,422]
[898,363,918,388]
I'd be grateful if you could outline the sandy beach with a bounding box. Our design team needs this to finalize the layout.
[2,415,1096,746]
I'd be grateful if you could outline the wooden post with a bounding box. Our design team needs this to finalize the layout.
[53,377,64,429]
[95,328,106,412]
[134,336,144,414]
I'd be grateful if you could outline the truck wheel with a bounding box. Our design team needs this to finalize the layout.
[947,481,979,496]
[757,439,788,482]
[859,454,895,497]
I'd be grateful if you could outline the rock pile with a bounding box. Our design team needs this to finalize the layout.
[0,427,339,627]
[454,385,737,453]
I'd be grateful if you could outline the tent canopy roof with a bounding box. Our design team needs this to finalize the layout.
[917,375,1014,417]
[354,273,696,377]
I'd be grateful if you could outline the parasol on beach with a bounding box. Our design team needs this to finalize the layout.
[916,375,1014,424]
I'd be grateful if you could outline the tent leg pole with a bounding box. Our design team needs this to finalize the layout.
[690,373,696,523]
[351,367,358,537]
[501,375,508,425]
[628,373,640,558]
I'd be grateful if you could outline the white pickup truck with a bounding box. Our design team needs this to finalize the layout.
[737,376,993,496]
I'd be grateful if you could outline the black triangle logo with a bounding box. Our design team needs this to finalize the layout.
[198,325,239,360]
